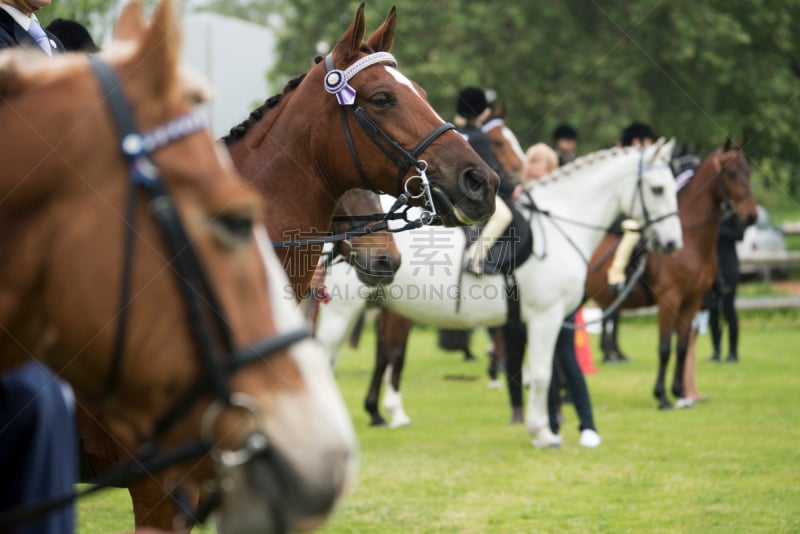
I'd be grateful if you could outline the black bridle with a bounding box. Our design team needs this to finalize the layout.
[0,57,310,529]
[324,52,451,221]
[519,151,679,264]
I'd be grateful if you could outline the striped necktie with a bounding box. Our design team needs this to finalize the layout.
[28,18,52,57]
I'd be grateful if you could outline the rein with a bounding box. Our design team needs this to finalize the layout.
[0,57,310,530]
[562,254,649,330]
[271,193,427,248]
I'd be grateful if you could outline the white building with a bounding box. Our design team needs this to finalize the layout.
[181,13,278,138]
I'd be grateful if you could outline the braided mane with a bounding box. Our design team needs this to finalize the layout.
[222,56,324,146]
[535,146,637,185]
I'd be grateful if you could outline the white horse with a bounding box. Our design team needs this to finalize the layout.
[318,138,683,447]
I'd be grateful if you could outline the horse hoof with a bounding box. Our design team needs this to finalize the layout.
[369,418,388,427]
[389,415,412,429]
[658,400,674,410]
[532,437,561,449]
[675,398,694,409]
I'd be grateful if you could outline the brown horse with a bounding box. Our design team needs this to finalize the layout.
[0,0,355,531]
[584,143,757,409]
[328,189,402,288]
[223,4,499,301]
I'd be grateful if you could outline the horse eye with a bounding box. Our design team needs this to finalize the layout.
[369,92,394,109]
[651,186,664,196]
[216,213,254,241]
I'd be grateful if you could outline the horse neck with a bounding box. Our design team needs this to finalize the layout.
[676,157,723,257]
[534,154,638,257]
[226,93,340,241]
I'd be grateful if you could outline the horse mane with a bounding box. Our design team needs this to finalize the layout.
[534,146,636,185]
[223,42,378,146]
[222,62,316,146]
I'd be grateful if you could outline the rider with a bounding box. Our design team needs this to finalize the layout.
[454,87,521,275]
[551,122,579,166]
[606,121,656,292]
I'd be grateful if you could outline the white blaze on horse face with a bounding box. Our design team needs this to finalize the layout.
[502,126,526,162]
[384,66,446,122]
[252,226,358,498]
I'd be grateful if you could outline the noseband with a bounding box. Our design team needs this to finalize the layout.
[631,152,680,232]
[324,52,450,224]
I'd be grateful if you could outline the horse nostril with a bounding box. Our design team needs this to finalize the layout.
[459,168,488,201]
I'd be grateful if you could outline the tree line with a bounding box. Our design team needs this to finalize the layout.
[44,0,800,197]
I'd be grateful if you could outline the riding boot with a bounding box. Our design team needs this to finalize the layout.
[467,196,512,275]
[607,219,640,291]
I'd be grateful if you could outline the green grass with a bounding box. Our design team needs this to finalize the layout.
[78,309,800,533]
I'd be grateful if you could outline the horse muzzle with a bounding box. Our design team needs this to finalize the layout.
[214,434,352,534]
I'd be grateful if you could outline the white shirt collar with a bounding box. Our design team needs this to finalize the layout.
[0,4,39,32]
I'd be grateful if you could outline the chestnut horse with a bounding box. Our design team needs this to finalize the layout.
[584,143,757,409]
[0,0,355,532]
[223,4,499,301]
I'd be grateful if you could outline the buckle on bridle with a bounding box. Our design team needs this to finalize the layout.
[403,160,437,225]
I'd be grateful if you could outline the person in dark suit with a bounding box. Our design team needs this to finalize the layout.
[0,3,77,534]
[708,215,746,363]
[0,0,64,54]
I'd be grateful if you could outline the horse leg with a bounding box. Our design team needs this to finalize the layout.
[600,316,615,363]
[501,321,526,423]
[523,315,562,447]
[611,314,630,362]
[653,332,673,410]
[378,310,413,428]
[129,477,192,530]
[672,325,690,403]
[487,326,505,388]
[364,310,389,426]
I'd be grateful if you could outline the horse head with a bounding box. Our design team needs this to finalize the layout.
[0,0,355,530]
[713,140,758,227]
[331,189,402,287]
[631,138,684,254]
[482,106,525,180]
[308,3,499,225]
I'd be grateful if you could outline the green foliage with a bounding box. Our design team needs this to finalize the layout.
[77,309,800,533]
[254,0,799,202]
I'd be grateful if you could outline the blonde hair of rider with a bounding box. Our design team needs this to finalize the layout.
[523,142,559,184]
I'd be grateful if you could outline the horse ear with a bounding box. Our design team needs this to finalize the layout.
[132,0,180,99]
[113,0,146,42]
[333,2,367,65]
[723,136,741,151]
[366,6,396,52]
[647,137,672,163]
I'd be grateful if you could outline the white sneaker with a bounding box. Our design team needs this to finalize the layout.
[579,429,602,448]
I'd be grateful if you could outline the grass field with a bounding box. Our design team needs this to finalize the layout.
[78,308,800,533]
